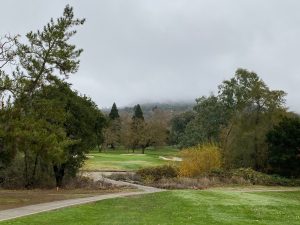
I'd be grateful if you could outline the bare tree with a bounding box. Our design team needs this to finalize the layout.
[0,35,18,69]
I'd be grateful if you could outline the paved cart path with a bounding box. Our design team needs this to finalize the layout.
[0,173,164,222]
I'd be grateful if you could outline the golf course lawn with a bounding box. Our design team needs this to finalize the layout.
[2,187,300,225]
[82,147,180,171]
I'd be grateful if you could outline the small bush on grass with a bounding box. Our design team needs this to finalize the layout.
[179,143,221,177]
[136,165,178,183]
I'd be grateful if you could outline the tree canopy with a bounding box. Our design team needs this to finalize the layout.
[266,116,300,177]
[170,68,288,172]
[132,104,144,121]
[109,102,120,120]
[0,5,105,188]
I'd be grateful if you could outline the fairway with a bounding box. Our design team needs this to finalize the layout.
[2,187,300,225]
[82,147,179,171]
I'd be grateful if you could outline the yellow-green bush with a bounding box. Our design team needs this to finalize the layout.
[179,143,222,177]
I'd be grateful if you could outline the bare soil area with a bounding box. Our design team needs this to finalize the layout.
[0,188,127,210]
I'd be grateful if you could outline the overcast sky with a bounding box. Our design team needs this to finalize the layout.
[1,0,300,111]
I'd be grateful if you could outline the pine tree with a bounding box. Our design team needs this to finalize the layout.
[109,102,120,120]
[1,5,87,188]
[130,104,145,152]
[132,104,144,121]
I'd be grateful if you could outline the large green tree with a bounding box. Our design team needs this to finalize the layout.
[109,102,120,120]
[40,83,105,187]
[129,104,145,151]
[179,95,228,148]
[169,68,287,171]
[169,111,195,146]
[266,116,300,177]
[0,5,91,188]
[103,103,121,149]
[132,104,144,121]
[219,69,286,170]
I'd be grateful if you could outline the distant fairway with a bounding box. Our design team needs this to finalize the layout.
[3,187,300,225]
[82,147,180,171]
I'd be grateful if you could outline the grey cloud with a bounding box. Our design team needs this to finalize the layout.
[1,0,300,111]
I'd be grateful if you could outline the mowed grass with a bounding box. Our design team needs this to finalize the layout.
[82,147,179,171]
[2,187,300,225]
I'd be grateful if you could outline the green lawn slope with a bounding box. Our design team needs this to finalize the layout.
[2,188,300,225]
[82,147,179,171]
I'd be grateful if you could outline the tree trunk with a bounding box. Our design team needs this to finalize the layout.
[53,164,66,188]
[30,151,40,187]
[24,147,30,188]
[97,142,102,152]
[253,102,261,170]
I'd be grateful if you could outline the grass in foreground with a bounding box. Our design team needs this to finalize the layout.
[2,187,300,225]
[0,189,125,211]
[83,147,179,171]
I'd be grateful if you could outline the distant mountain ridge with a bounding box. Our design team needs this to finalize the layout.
[102,101,194,117]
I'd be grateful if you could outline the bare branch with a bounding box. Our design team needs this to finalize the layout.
[0,35,18,69]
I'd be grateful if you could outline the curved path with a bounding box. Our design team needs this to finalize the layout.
[0,173,163,222]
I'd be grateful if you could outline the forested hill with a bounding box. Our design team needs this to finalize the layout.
[102,102,194,117]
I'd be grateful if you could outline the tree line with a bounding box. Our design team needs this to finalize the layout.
[170,69,300,177]
[0,5,170,188]
[1,5,299,190]
[103,103,169,154]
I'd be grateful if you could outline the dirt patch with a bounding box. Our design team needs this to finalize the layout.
[0,188,129,211]
[159,156,182,161]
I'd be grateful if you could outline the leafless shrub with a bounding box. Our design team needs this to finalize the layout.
[0,35,18,69]
[149,176,252,190]
[107,172,142,183]
[64,176,118,190]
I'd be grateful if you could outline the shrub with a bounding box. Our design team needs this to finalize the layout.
[179,143,221,177]
[136,165,178,183]
[0,156,25,189]
[107,172,142,183]
[230,168,300,186]
[153,168,300,189]
[64,176,117,190]
[0,155,55,189]
[209,168,300,186]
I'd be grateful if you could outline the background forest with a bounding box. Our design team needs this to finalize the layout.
[0,5,300,191]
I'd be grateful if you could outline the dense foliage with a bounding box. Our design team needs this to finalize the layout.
[103,103,121,149]
[137,165,178,183]
[109,103,120,120]
[0,6,105,188]
[266,116,300,178]
[170,68,290,175]
[179,144,222,177]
